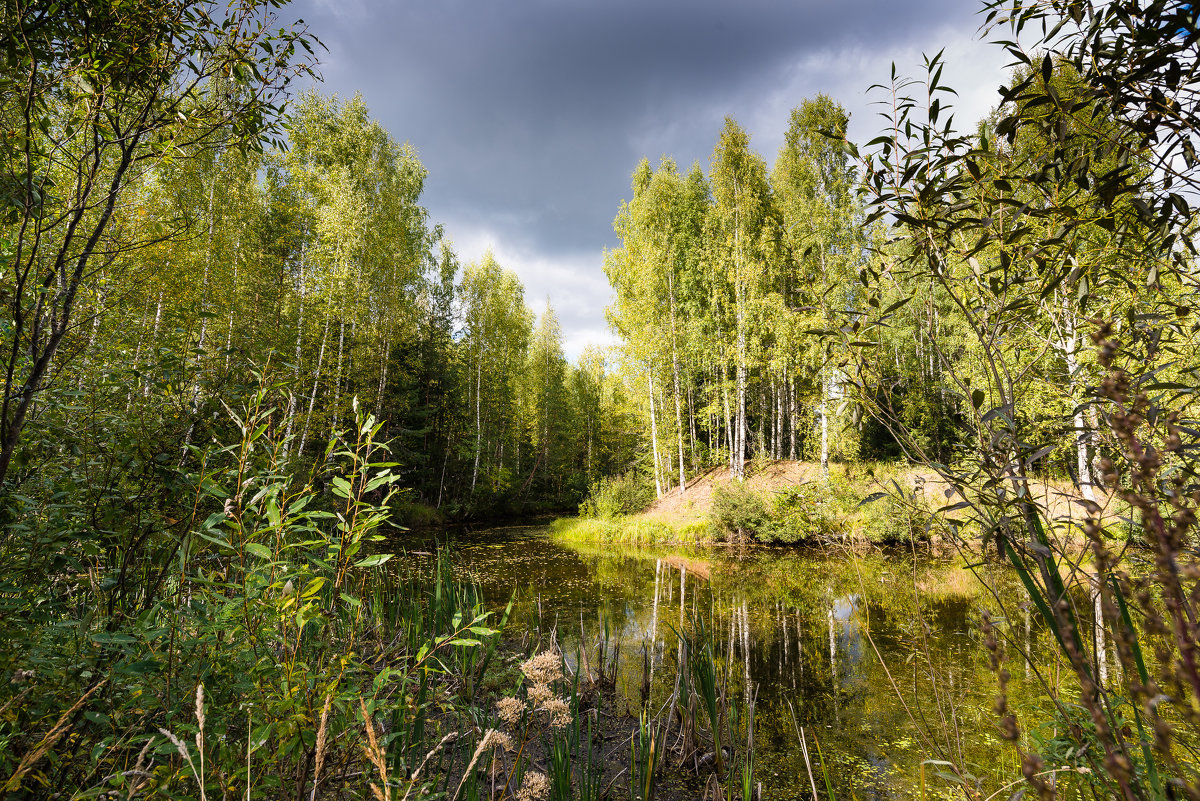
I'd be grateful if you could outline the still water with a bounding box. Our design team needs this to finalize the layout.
[418,524,1081,800]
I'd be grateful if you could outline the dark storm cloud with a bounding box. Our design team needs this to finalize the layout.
[291,0,1007,356]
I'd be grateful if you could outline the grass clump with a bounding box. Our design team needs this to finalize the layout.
[710,482,771,540]
[711,471,936,545]
[550,515,712,545]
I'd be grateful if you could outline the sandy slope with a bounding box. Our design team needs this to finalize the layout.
[638,459,1112,529]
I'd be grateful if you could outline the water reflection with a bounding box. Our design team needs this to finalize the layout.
[411,526,1053,800]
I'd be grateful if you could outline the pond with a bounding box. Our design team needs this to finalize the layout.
[412,524,1098,801]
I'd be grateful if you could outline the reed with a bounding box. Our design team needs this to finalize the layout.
[630,708,663,801]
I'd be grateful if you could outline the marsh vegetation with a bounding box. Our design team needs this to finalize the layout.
[2,1,1199,799]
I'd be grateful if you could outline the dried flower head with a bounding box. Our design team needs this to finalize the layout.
[520,650,562,685]
[527,681,553,709]
[481,728,514,752]
[541,697,572,730]
[496,696,524,727]
[516,770,550,801]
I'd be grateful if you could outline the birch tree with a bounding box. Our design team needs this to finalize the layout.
[709,118,778,479]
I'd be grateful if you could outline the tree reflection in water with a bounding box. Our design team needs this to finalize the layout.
[425,525,1063,800]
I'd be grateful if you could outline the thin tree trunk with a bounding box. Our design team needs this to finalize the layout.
[1062,301,1096,502]
[375,337,390,419]
[788,366,797,460]
[666,268,687,495]
[819,248,830,482]
[283,261,306,459]
[672,365,686,496]
[223,240,240,373]
[820,368,829,482]
[648,370,663,498]
[331,316,345,435]
[722,368,733,471]
[179,176,218,464]
[1094,579,1109,685]
[437,428,452,508]
[76,277,106,391]
[735,351,746,479]
[472,351,482,491]
[140,291,165,399]
[125,292,154,410]
[688,384,698,471]
[298,312,330,458]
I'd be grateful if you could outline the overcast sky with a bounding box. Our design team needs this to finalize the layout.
[291,0,1013,360]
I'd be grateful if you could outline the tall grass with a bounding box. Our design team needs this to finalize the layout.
[549,516,714,545]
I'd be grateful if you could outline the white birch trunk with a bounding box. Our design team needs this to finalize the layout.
[819,369,830,482]
[788,367,797,460]
[667,268,687,495]
[1063,303,1096,502]
[1095,580,1109,686]
[223,241,240,373]
[179,178,217,464]
[298,312,330,458]
[375,337,390,419]
[472,352,482,491]
[331,316,345,434]
[283,259,306,459]
[648,370,663,498]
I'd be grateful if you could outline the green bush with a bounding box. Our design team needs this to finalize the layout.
[764,482,845,543]
[578,472,654,518]
[710,482,771,540]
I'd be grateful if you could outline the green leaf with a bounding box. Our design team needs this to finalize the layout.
[201,511,227,532]
[245,542,273,559]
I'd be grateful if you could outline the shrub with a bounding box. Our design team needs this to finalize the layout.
[710,482,770,540]
[578,473,654,518]
[764,482,845,544]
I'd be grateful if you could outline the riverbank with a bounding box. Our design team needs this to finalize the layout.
[555,459,1117,547]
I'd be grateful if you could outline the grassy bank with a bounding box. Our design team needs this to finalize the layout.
[560,459,1124,548]
[558,460,940,546]
[549,515,715,545]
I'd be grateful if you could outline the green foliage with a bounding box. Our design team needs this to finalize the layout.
[711,479,855,545]
[0,384,504,797]
[579,472,655,519]
[764,483,845,544]
[847,3,1200,799]
[707,470,935,545]
[710,482,771,540]
[0,0,318,485]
